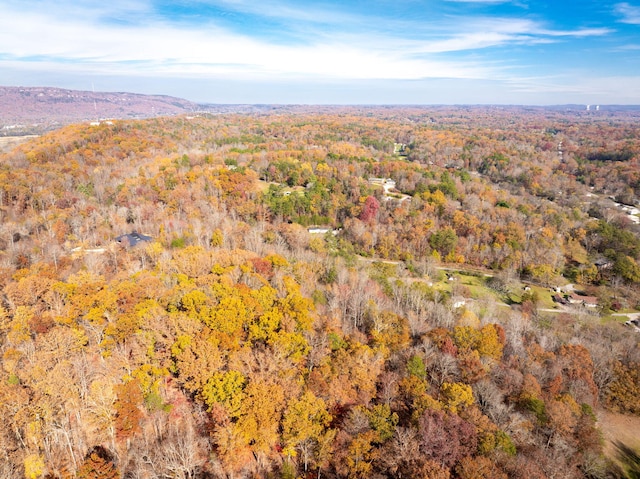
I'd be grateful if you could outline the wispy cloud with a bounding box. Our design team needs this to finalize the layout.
[614,2,640,24]
[199,0,361,25]
[0,4,493,81]
[0,0,615,88]
[537,27,613,37]
[0,0,636,104]
[615,43,640,50]
[405,17,611,54]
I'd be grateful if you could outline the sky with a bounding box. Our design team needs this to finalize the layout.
[1,0,640,104]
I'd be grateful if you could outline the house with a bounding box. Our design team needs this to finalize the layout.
[552,294,568,305]
[568,292,598,308]
[594,258,613,270]
[308,227,341,236]
[308,227,330,235]
[452,299,466,309]
[625,319,640,332]
[368,177,396,192]
[116,231,152,247]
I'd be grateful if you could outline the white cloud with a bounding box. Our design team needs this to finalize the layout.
[0,0,632,104]
[538,27,613,37]
[403,17,611,54]
[615,2,640,24]
[0,4,497,81]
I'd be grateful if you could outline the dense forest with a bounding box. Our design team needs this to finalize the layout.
[0,106,639,479]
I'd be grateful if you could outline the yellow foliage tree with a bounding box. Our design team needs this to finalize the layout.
[235,380,286,454]
[23,453,45,479]
[282,390,333,472]
[201,370,246,418]
[7,306,33,345]
[440,382,474,414]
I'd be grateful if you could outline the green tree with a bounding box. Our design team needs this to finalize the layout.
[614,254,640,283]
[429,227,458,258]
[364,403,398,442]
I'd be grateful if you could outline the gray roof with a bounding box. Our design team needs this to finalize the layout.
[116,231,152,247]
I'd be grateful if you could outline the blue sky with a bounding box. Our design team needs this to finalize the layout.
[1,0,639,104]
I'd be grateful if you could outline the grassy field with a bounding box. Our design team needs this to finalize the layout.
[365,259,639,320]
[598,409,640,471]
[0,135,38,153]
[434,269,559,309]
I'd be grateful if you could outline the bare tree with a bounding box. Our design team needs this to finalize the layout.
[473,379,511,426]
[157,421,210,479]
[427,352,459,387]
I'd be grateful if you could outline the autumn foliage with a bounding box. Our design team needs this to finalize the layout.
[0,107,638,478]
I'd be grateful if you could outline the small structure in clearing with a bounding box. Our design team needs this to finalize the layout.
[116,231,152,247]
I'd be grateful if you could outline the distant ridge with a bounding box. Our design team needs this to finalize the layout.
[4,86,640,136]
[0,86,199,134]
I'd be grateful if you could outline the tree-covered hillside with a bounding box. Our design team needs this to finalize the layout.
[0,108,638,478]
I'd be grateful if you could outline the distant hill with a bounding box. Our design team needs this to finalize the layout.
[0,86,200,134]
[5,86,640,137]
